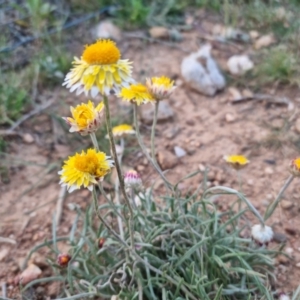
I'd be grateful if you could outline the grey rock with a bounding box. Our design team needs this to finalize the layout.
[140,102,174,124]
[174,146,187,158]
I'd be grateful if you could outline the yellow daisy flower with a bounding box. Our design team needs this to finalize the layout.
[290,158,300,176]
[58,149,114,193]
[146,76,176,100]
[63,100,104,135]
[119,83,154,105]
[112,124,135,138]
[224,155,249,170]
[63,40,133,97]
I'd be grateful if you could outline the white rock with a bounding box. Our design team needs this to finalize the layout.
[242,89,253,98]
[254,34,276,49]
[225,113,236,123]
[92,20,121,41]
[22,133,34,144]
[140,101,174,124]
[249,30,259,40]
[174,146,187,158]
[228,87,242,101]
[181,44,225,96]
[227,55,254,75]
[149,26,169,39]
[285,247,294,255]
[20,264,42,285]
[264,167,274,175]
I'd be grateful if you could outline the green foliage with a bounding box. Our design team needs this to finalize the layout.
[39,44,72,86]
[0,76,27,125]
[255,46,299,86]
[23,181,280,299]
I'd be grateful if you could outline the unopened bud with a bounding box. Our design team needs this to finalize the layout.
[289,158,300,176]
[98,237,105,249]
[57,253,71,267]
[124,170,142,190]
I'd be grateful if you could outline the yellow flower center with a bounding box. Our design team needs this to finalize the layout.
[73,104,94,128]
[152,76,173,88]
[293,158,300,170]
[82,40,121,65]
[74,151,99,174]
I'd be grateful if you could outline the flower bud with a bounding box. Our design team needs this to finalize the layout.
[124,170,142,190]
[57,253,71,267]
[289,158,300,176]
[98,237,105,249]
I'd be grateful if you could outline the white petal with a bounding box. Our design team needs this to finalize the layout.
[68,185,78,193]
[91,86,99,98]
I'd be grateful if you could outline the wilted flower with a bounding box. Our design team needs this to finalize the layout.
[289,158,300,176]
[119,83,154,105]
[63,100,104,135]
[251,224,273,246]
[57,253,71,267]
[224,154,249,170]
[146,76,176,100]
[111,124,135,138]
[98,237,105,249]
[63,39,133,97]
[124,170,142,190]
[58,149,114,193]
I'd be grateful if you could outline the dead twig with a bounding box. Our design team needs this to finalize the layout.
[0,130,21,137]
[0,236,16,244]
[55,186,67,226]
[232,93,294,109]
[8,99,55,132]
[0,99,56,137]
[123,32,191,53]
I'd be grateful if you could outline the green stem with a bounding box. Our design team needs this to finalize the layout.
[90,132,99,151]
[92,189,126,247]
[98,183,124,222]
[237,170,242,227]
[103,95,135,249]
[133,103,173,192]
[264,174,294,222]
[151,102,159,167]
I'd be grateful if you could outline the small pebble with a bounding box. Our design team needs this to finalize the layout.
[225,113,236,123]
[174,146,187,158]
[264,167,274,175]
[281,200,294,210]
[22,133,34,144]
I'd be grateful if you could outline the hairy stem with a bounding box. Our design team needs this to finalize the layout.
[92,189,126,247]
[264,174,294,222]
[150,102,159,168]
[103,95,135,249]
[133,103,173,191]
[90,132,99,151]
